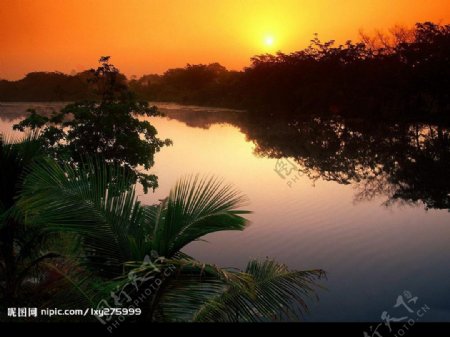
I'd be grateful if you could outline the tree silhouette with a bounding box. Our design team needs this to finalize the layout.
[13,57,172,192]
[2,22,448,123]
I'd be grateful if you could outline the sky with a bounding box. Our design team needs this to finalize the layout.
[0,0,449,80]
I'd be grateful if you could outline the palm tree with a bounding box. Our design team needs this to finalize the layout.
[0,135,60,311]
[17,157,325,322]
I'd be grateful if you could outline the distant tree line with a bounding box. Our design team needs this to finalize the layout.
[238,22,449,122]
[0,70,127,102]
[1,22,449,122]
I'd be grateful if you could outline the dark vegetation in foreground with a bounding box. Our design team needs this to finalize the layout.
[1,22,449,123]
[0,145,324,322]
[0,58,325,322]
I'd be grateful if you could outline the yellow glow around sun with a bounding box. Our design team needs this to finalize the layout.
[264,35,274,46]
[244,7,290,53]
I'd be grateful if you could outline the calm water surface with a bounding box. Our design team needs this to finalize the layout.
[1,102,449,321]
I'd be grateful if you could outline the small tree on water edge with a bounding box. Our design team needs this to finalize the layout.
[13,56,172,193]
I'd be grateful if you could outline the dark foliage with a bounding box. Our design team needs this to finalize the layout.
[12,57,172,192]
[2,22,448,123]
[239,22,449,121]
[0,135,61,312]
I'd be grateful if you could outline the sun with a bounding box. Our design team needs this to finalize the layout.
[264,35,274,46]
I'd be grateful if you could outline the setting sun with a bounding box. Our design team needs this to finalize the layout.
[1,0,449,79]
[264,35,275,46]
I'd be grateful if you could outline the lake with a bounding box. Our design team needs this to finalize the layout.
[1,102,449,321]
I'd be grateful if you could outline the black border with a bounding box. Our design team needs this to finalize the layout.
[2,322,450,337]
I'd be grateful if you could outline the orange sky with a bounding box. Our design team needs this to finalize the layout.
[0,0,449,80]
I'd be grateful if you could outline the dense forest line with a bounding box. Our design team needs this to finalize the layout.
[1,22,449,122]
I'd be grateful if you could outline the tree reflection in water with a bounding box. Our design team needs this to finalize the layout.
[3,105,448,210]
[163,108,450,211]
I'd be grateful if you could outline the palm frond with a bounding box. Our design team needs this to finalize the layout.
[194,259,325,322]
[17,157,148,276]
[0,132,42,217]
[151,175,251,257]
[131,255,254,322]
